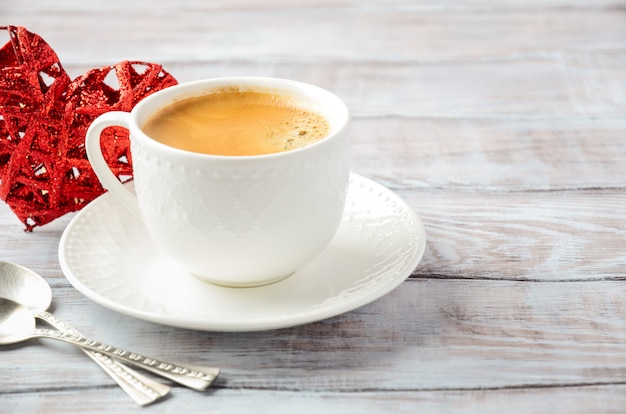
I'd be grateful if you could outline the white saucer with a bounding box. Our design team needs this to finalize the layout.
[58,174,426,332]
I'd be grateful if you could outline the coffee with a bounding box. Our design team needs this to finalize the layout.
[142,90,329,156]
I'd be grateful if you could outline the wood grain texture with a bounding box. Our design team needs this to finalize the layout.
[1,0,626,412]
[2,6,625,64]
[4,280,626,389]
[4,386,626,414]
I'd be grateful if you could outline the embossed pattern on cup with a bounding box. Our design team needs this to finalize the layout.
[131,123,349,285]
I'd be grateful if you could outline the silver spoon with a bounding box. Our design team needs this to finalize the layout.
[0,264,219,392]
[0,261,170,405]
[0,297,220,391]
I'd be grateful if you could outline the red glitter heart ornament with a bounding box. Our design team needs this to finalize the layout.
[0,26,178,230]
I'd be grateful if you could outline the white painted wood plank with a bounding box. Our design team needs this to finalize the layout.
[50,53,625,120]
[350,117,626,191]
[2,6,624,65]
[410,191,626,281]
[3,280,626,394]
[3,385,626,414]
[6,0,626,11]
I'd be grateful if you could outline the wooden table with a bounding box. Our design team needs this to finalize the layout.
[2,1,626,412]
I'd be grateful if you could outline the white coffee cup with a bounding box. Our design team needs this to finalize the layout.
[85,77,350,287]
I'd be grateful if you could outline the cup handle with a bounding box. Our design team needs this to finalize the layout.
[85,111,141,217]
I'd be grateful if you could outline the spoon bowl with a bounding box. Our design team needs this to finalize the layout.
[0,261,51,312]
[0,297,35,344]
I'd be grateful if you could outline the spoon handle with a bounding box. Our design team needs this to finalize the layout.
[35,311,170,405]
[32,327,220,391]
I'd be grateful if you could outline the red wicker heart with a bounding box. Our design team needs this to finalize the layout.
[0,26,178,230]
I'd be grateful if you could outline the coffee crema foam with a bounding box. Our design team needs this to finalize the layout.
[141,91,329,156]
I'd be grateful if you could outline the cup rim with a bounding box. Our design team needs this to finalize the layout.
[129,76,350,161]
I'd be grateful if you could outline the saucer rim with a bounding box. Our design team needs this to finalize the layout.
[58,173,426,332]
